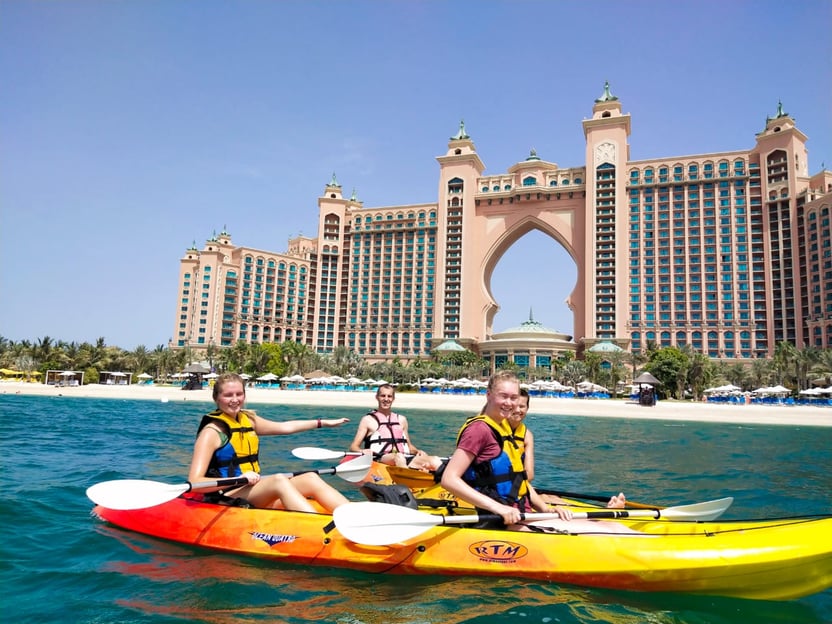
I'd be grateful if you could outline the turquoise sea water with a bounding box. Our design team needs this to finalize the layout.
[2,392,830,623]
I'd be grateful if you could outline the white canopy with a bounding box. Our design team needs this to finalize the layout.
[752,385,791,395]
[704,384,742,394]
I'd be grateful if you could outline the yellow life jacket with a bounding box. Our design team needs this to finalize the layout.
[456,414,529,506]
[198,409,260,477]
[510,421,527,456]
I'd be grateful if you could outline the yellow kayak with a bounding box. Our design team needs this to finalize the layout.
[92,494,832,601]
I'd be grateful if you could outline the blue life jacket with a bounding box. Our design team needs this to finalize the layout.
[457,414,529,508]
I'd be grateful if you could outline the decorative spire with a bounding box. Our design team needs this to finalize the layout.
[775,100,787,118]
[189,240,198,251]
[220,224,229,236]
[328,172,341,187]
[210,229,217,242]
[525,148,540,161]
[529,307,535,322]
[450,119,470,140]
[767,100,790,124]
[595,80,618,103]
[350,187,358,201]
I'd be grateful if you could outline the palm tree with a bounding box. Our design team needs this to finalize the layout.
[281,341,315,376]
[773,341,798,387]
[795,347,820,390]
[810,349,832,386]
[749,358,772,389]
[724,362,749,389]
[247,344,272,375]
[63,341,82,370]
[583,352,603,385]
[35,335,55,366]
[205,341,219,373]
[151,344,170,379]
[628,348,647,383]
[560,360,587,388]
[327,346,362,377]
[682,346,712,399]
[129,345,150,374]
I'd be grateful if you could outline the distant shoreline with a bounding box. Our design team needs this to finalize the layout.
[3,381,831,427]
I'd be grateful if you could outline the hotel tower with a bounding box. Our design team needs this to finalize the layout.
[173,83,831,367]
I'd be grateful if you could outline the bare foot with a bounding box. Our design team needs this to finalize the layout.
[607,492,626,509]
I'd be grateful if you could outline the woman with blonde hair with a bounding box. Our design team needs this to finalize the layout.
[188,372,349,512]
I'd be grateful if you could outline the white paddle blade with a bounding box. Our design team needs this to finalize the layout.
[333,453,373,483]
[567,496,734,522]
[86,479,190,510]
[659,496,733,521]
[292,447,348,461]
[334,501,445,545]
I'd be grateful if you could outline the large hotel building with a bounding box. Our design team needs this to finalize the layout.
[173,83,832,368]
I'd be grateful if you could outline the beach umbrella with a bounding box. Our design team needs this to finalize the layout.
[137,373,152,379]
[305,369,330,380]
[799,388,822,395]
[633,371,660,385]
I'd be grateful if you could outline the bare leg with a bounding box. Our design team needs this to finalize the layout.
[242,474,317,512]
[289,472,349,512]
[378,452,408,467]
[408,455,443,472]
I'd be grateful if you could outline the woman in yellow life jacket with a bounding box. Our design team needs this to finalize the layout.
[187,373,350,512]
[507,387,626,509]
[441,372,634,533]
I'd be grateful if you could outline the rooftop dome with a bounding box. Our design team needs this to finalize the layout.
[434,339,466,352]
[588,341,624,353]
[503,317,559,335]
[492,310,573,342]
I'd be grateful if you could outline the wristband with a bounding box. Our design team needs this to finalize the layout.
[317,418,322,429]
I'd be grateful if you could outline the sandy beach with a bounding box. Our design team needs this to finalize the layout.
[4,380,831,427]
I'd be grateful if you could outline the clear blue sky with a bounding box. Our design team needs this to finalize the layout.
[2,1,830,350]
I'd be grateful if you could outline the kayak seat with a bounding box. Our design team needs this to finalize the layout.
[360,483,418,509]
[200,492,255,509]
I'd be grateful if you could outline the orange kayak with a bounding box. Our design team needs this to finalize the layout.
[91,494,832,600]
